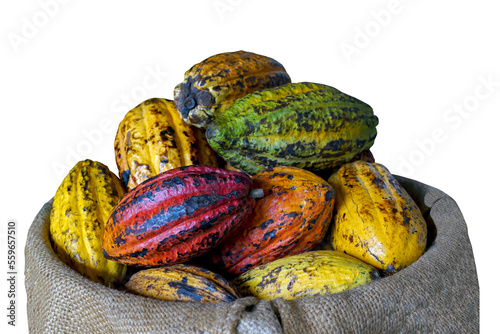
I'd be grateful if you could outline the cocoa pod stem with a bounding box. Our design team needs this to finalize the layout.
[248,188,264,199]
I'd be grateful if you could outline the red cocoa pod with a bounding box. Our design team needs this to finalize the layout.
[208,166,335,276]
[102,165,255,266]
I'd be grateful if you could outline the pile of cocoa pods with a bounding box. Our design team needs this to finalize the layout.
[49,50,427,303]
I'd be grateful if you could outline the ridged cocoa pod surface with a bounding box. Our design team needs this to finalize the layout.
[233,250,380,301]
[206,82,379,175]
[50,160,127,287]
[173,50,291,128]
[125,264,240,303]
[102,165,256,267]
[208,166,335,276]
[328,161,427,274]
[114,98,218,190]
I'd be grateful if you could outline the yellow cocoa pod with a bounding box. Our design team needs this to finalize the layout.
[114,98,218,190]
[50,160,127,286]
[233,250,379,301]
[328,161,427,274]
[125,264,240,303]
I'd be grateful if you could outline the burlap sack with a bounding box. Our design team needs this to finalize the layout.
[25,176,479,333]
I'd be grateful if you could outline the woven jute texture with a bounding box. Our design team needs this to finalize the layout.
[25,176,479,333]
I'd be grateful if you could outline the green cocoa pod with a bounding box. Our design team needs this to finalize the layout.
[205,82,379,175]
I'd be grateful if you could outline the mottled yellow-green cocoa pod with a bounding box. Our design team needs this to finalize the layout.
[206,82,378,175]
[233,250,379,301]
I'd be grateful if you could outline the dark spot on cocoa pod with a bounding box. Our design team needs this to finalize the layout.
[263,229,277,240]
[198,173,219,184]
[325,190,334,202]
[322,139,346,152]
[161,126,176,137]
[113,233,127,247]
[128,248,149,258]
[371,176,386,189]
[192,177,200,187]
[167,280,203,302]
[196,90,213,107]
[199,232,222,248]
[185,97,197,110]
[257,266,282,290]
[401,207,412,226]
[161,176,185,189]
[302,122,313,132]
[244,76,257,85]
[259,219,274,229]
[234,175,245,184]
[235,80,245,89]
[385,264,396,274]
[287,275,298,291]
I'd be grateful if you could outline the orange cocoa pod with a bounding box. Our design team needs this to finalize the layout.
[208,166,335,276]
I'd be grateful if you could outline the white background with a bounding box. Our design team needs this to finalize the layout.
[1,0,498,332]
